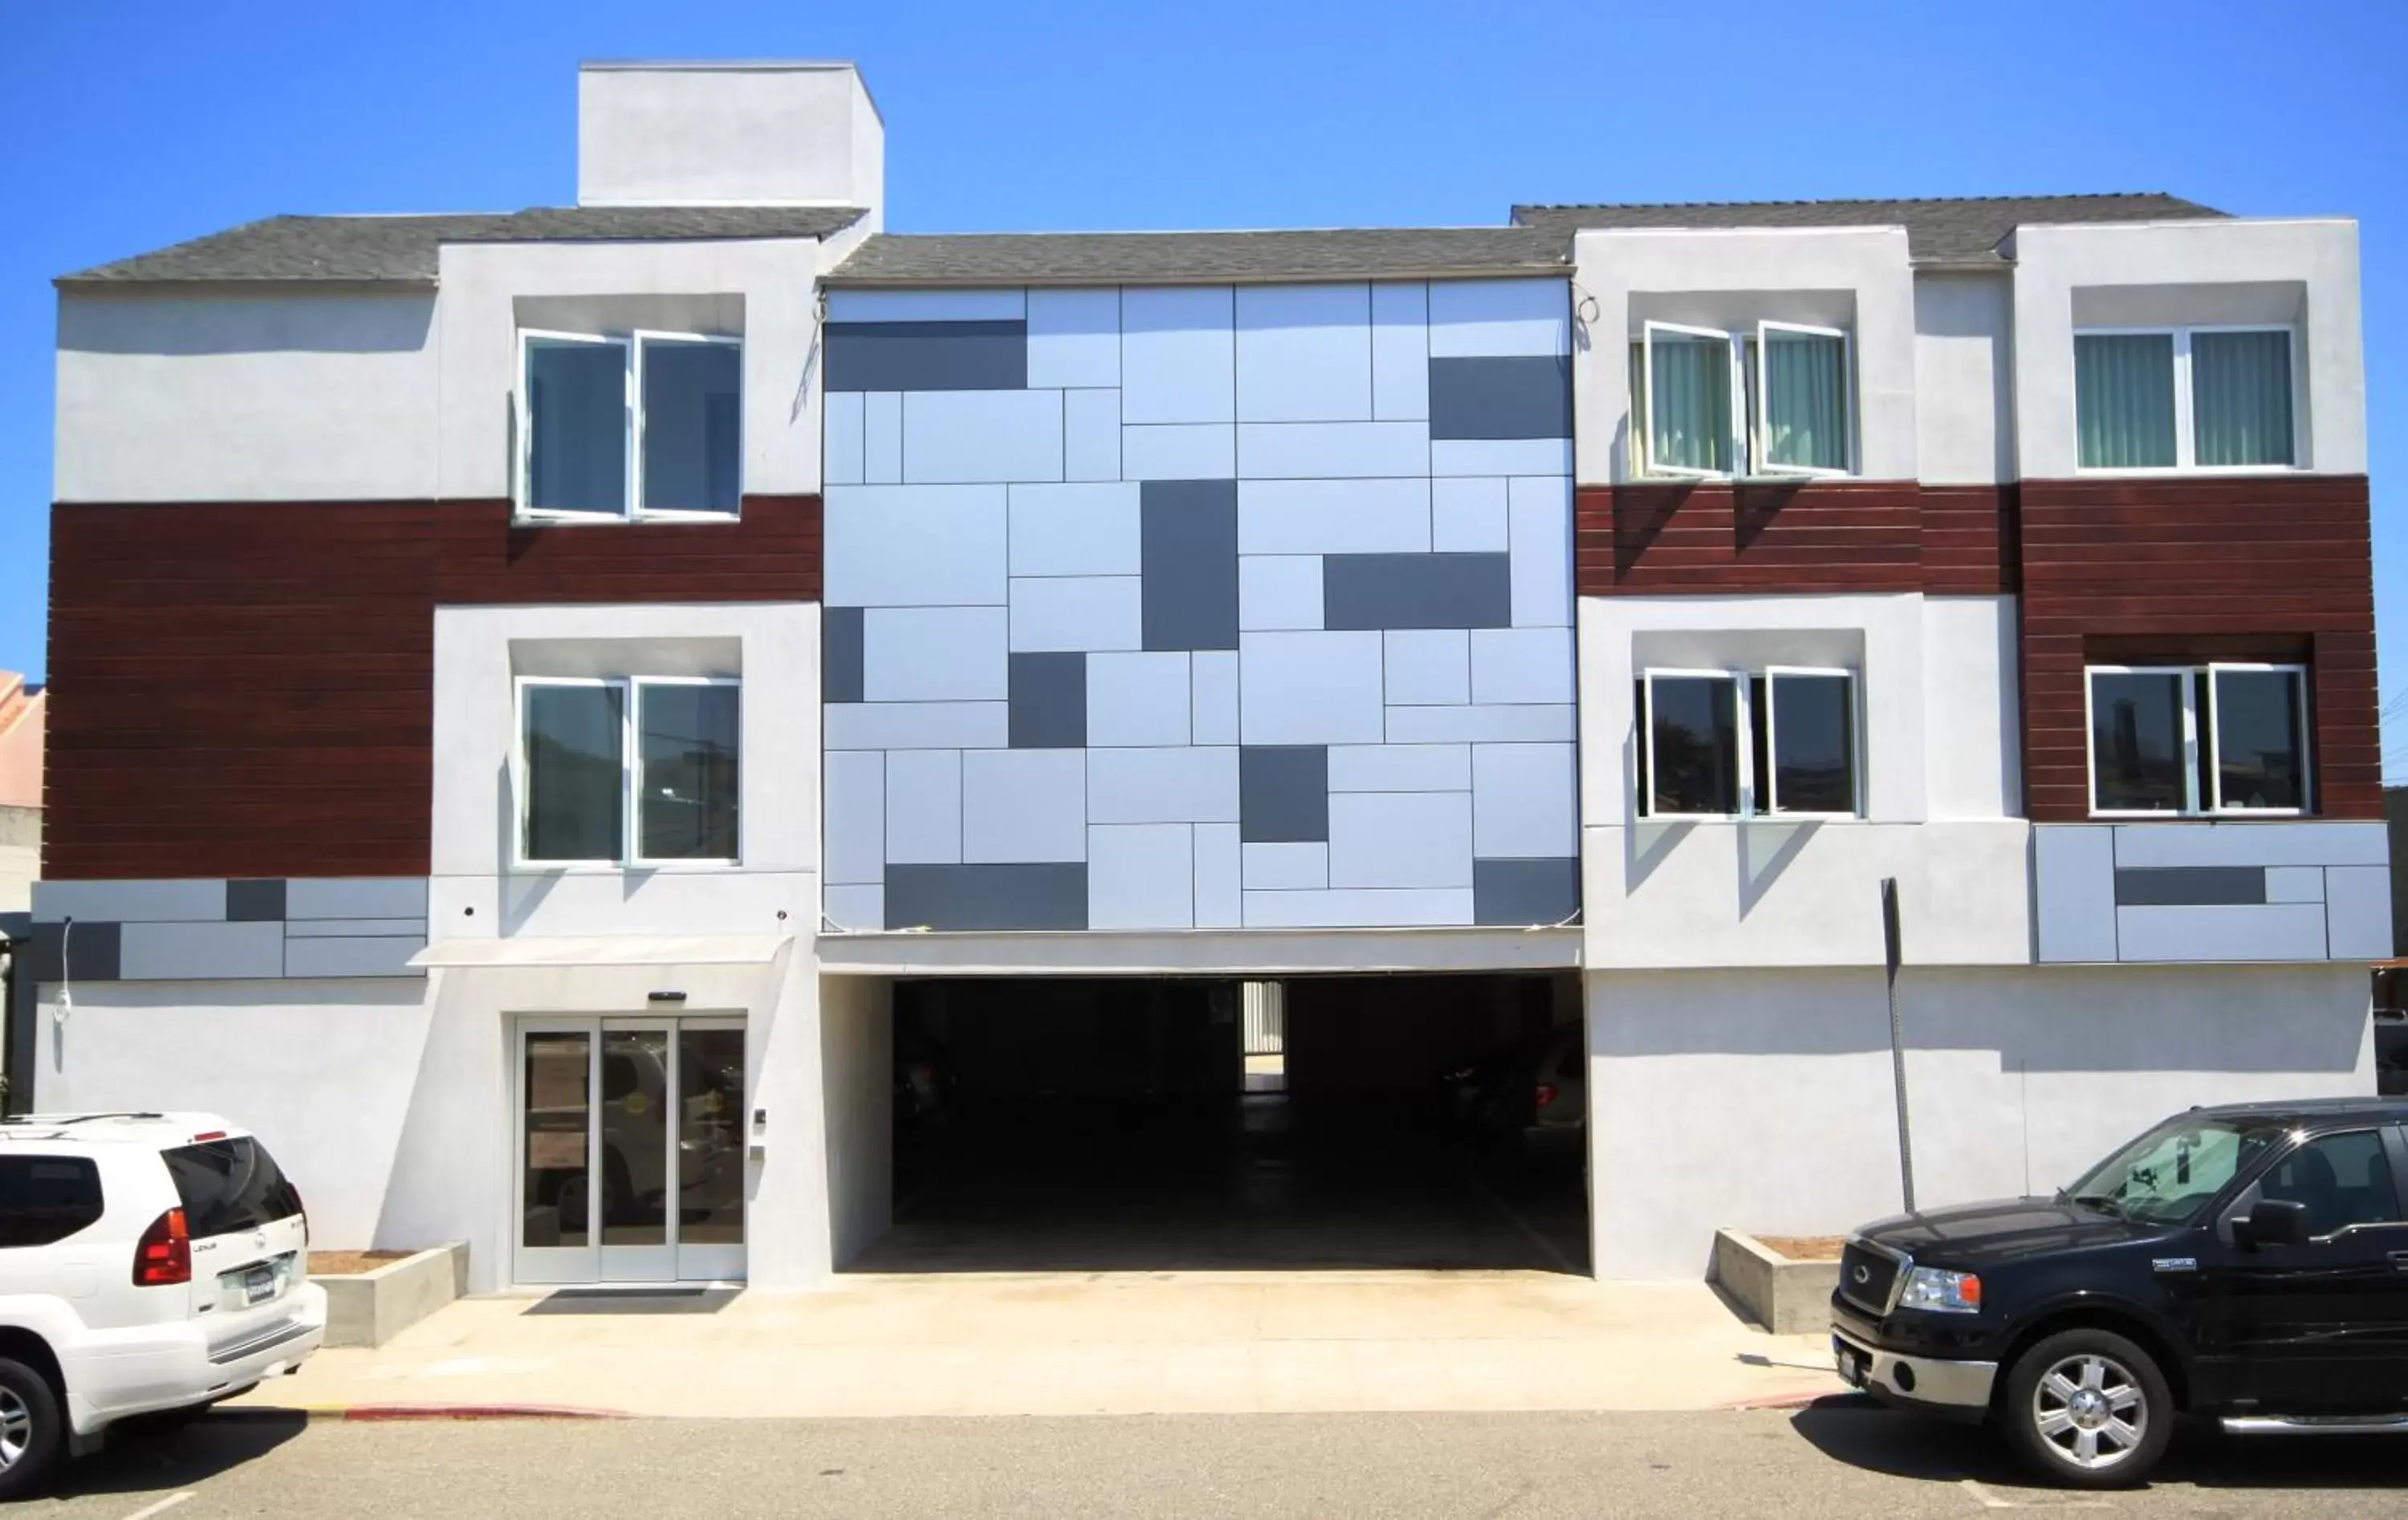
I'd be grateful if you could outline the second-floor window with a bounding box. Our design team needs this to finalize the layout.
[519,331,742,520]
[1633,322,1853,478]
[519,677,741,866]
[1636,667,1860,819]
[2074,327,2295,471]
[2086,663,2308,816]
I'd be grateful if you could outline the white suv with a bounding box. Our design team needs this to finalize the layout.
[0,1113,324,1496]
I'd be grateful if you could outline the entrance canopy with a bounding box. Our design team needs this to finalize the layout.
[409,935,791,969]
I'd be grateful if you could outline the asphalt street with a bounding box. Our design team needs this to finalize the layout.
[31,1401,2407,1518]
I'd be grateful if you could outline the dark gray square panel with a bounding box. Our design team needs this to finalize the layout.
[885,864,1088,930]
[824,320,1027,392]
[226,880,287,922]
[1474,858,1580,925]
[1141,480,1239,652]
[1324,553,1511,631]
[20,920,121,981]
[1429,356,1572,441]
[823,607,864,705]
[1010,652,1086,748]
[1241,746,1328,843]
[2113,866,2267,907]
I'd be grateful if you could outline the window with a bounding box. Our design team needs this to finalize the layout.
[2074,326,2295,471]
[519,330,742,520]
[1635,321,1853,478]
[2257,1130,2401,1239]
[1637,667,1859,818]
[0,1156,104,1248]
[519,677,741,866]
[161,1137,302,1239]
[2063,1114,2282,1227]
[2085,664,2308,816]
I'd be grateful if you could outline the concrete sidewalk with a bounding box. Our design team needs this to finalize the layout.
[232,1271,1841,1419]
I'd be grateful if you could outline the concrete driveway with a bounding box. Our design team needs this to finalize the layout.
[231,1271,1838,1418]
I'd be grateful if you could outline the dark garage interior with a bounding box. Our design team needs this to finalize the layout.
[847,972,1589,1274]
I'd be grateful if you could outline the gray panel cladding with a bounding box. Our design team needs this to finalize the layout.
[822,607,865,705]
[1240,746,1329,843]
[885,864,1088,931]
[1324,554,1512,631]
[1427,356,1572,441]
[1141,480,1239,652]
[1474,858,1580,926]
[824,320,1028,393]
[1010,652,1087,748]
[224,880,287,922]
[2113,866,2269,907]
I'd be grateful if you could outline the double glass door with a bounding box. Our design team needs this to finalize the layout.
[516,1017,747,1284]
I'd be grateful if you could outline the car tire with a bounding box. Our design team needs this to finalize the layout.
[0,1356,65,1501]
[2001,1329,2172,1489]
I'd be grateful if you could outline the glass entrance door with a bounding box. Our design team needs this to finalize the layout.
[515,1016,746,1286]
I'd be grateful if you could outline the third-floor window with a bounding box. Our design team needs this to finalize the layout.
[1632,322,1854,479]
[519,330,742,520]
[2073,327,2296,472]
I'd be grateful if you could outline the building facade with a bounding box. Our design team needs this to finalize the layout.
[20,61,2385,1286]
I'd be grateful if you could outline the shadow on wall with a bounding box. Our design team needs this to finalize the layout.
[57,293,435,356]
[1592,963,2371,1075]
[1737,818,1819,917]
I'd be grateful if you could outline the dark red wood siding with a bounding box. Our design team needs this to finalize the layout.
[2018,474,2377,823]
[1573,481,2016,596]
[44,497,821,880]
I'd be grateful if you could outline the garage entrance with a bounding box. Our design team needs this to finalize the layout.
[848,972,1587,1274]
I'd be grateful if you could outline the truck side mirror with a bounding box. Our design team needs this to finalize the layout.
[2236,1197,2310,1248]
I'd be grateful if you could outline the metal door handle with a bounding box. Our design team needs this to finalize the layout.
[2390,1251,2408,1274]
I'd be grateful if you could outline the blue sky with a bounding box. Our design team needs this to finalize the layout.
[3,1,2403,766]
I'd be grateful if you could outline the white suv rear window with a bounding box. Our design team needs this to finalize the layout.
[161,1138,300,1238]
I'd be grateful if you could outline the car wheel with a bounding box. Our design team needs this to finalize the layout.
[2002,1329,2171,1489]
[0,1357,65,1500]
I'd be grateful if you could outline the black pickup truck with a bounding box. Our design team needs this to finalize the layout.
[1831,1098,2408,1487]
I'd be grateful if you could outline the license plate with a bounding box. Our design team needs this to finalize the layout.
[242,1266,278,1304]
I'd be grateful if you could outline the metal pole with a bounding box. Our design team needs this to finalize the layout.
[1881,877,1916,1214]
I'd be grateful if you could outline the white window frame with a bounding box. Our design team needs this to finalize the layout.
[514,329,745,523]
[1761,665,1862,818]
[629,675,743,867]
[1753,321,1855,478]
[2071,324,2300,478]
[515,675,742,869]
[629,331,746,522]
[1639,322,1741,480]
[1639,669,1749,819]
[2081,662,2311,819]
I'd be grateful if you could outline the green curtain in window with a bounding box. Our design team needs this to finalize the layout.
[1762,332,1847,471]
[2075,333,2176,469]
[2192,330,2294,467]
[1649,334,1731,473]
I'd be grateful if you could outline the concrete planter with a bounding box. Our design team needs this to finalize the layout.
[1710,1230,1840,1335]
[313,1242,468,1347]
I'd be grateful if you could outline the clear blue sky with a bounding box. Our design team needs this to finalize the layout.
[3,1,2403,766]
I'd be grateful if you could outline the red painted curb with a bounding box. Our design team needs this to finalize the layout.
[340,1404,629,1422]
[1722,1390,1861,1412]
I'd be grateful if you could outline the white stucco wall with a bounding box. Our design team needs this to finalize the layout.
[31,978,432,1249]
[1570,226,1918,484]
[433,238,832,502]
[1921,595,2021,819]
[1587,962,2376,1278]
[54,291,439,502]
[577,63,882,215]
[427,601,821,942]
[1911,273,2014,485]
[818,973,893,1268]
[2009,218,2364,478]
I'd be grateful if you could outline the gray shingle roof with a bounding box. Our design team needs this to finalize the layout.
[824,228,1569,287]
[60,205,868,285]
[1511,193,2225,267]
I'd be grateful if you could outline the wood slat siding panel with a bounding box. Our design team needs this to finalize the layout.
[2016,474,2377,823]
[45,495,822,880]
[1573,481,2017,596]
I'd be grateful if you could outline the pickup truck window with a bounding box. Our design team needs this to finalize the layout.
[2064,1116,2282,1225]
[2257,1130,2401,1238]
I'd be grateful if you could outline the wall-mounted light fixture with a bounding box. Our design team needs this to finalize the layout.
[647,990,687,1003]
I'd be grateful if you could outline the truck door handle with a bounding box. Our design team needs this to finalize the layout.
[2391,1251,2408,1274]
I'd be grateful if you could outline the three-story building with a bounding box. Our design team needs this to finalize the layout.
[18,61,2384,1287]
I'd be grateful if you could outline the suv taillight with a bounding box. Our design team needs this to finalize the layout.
[1535,1083,1558,1109]
[134,1208,192,1286]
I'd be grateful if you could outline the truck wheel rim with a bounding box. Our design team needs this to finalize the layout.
[2032,1352,2146,1469]
[0,1388,27,1468]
